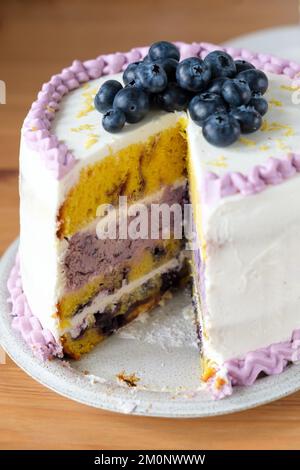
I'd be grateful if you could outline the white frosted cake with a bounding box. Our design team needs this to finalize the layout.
[8,41,300,399]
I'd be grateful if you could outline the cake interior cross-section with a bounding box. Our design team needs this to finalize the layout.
[8,40,300,399]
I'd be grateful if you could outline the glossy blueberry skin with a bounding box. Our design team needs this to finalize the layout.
[202,112,241,147]
[102,108,126,133]
[230,105,262,134]
[149,41,180,62]
[248,92,268,116]
[234,60,255,74]
[204,50,236,78]
[207,77,227,95]
[142,54,152,63]
[94,80,123,114]
[123,62,141,85]
[221,78,252,107]
[158,58,178,81]
[156,83,190,112]
[124,77,144,89]
[188,92,226,126]
[237,69,269,94]
[135,62,168,93]
[113,87,149,123]
[176,57,211,92]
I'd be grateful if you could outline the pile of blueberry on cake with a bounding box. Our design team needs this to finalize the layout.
[95,40,268,146]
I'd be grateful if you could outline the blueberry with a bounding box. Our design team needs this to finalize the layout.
[176,57,211,92]
[204,50,236,78]
[237,69,269,94]
[188,92,226,126]
[123,61,141,85]
[149,41,180,62]
[142,54,152,63]
[113,87,149,123]
[124,78,143,89]
[202,112,241,147]
[102,108,126,133]
[248,92,268,116]
[94,80,123,114]
[230,105,262,134]
[135,62,168,93]
[207,77,227,95]
[221,78,251,107]
[234,60,255,74]
[158,58,178,81]
[156,83,190,112]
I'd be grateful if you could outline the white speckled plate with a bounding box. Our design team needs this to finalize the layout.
[1,240,300,417]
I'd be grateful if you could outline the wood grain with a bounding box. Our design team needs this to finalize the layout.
[0,0,300,450]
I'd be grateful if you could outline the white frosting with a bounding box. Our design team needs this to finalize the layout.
[201,175,300,364]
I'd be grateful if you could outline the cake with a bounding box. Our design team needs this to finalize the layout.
[8,41,300,399]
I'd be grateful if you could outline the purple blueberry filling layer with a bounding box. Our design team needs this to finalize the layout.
[63,183,187,291]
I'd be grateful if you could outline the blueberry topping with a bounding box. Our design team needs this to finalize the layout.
[102,108,126,133]
[234,59,255,74]
[237,69,269,94]
[95,43,269,141]
[189,92,226,126]
[230,105,262,134]
[176,57,211,92]
[149,41,180,62]
[207,77,227,95]
[113,87,149,123]
[221,78,252,107]
[142,54,152,63]
[158,58,178,81]
[94,80,123,114]
[123,62,141,85]
[204,50,236,78]
[203,112,241,147]
[156,83,190,112]
[124,78,143,89]
[248,92,268,116]
[135,62,168,93]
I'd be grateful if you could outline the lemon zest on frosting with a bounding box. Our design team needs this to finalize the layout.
[280,85,299,92]
[260,119,294,136]
[275,139,291,151]
[76,87,97,118]
[239,137,256,147]
[259,145,270,151]
[71,124,95,133]
[84,133,99,149]
[269,98,283,107]
[207,155,228,168]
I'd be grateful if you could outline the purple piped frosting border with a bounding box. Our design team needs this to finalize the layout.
[209,329,300,399]
[23,41,300,195]
[7,255,62,360]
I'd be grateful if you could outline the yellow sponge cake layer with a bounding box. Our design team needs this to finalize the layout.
[58,121,187,238]
[58,238,183,323]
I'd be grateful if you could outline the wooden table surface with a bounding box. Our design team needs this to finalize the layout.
[1,0,300,450]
